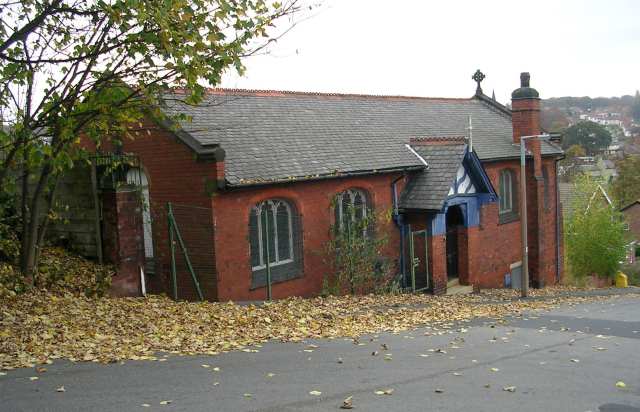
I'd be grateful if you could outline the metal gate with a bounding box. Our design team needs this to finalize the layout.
[165,202,216,301]
[406,225,431,292]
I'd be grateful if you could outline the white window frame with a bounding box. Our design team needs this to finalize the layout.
[336,188,369,234]
[126,168,154,258]
[251,199,294,271]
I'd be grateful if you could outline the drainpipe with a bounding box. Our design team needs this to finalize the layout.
[555,158,562,283]
[391,173,406,286]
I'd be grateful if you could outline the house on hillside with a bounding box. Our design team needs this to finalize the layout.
[558,181,612,219]
[82,72,565,301]
[621,200,640,264]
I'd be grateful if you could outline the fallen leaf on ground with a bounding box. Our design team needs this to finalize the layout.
[616,381,626,388]
[490,368,499,372]
[570,359,580,363]
[159,400,172,405]
[374,388,394,395]
[0,275,635,371]
[266,373,275,377]
[243,393,252,398]
[141,404,151,407]
[309,390,322,396]
[434,388,444,393]
[56,386,65,392]
[503,386,516,392]
[340,396,353,409]
[29,376,38,381]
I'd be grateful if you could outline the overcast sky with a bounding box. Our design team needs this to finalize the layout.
[221,0,640,104]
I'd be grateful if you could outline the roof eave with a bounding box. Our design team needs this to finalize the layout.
[223,165,425,190]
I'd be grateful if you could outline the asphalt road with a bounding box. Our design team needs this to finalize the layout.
[2,295,640,412]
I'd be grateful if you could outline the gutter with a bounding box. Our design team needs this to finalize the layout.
[221,165,425,191]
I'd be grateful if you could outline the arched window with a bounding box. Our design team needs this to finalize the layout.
[335,188,369,234]
[249,199,301,288]
[499,169,517,218]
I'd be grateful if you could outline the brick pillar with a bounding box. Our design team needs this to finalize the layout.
[102,187,144,297]
[511,72,545,288]
[457,227,469,286]
[429,234,447,294]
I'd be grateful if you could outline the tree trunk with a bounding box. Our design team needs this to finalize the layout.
[33,175,60,275]
[19,151,30,277]
[21,163,52,278]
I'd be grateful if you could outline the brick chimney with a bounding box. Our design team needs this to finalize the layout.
[511,72,542,176]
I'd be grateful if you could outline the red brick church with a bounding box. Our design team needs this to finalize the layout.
[92,71,564,301]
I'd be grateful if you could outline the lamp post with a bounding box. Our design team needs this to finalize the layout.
[519,134,550,298]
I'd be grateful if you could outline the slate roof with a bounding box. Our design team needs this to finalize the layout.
[161,89,563,186]
[399,141,467,210]
[559,182,612,216]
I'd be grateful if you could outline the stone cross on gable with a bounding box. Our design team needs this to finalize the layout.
[472,69,485,95]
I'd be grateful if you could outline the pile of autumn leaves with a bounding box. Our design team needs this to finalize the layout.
[0,273,622,370]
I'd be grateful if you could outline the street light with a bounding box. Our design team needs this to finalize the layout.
[519,134,550,298]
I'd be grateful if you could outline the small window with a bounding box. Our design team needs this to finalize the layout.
[499,169,518,222]
[248,199,301,288]
[623,223,630,231]
[334,188,370,235]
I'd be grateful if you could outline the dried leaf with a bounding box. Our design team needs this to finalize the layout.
[503,386,516,392]
[56,386,65,392]
[490,368,499,372]
[340,396,354,409]
[616,381,626,388]
[309,390,322,396]
[434,388,444,393]
[29,376,39,381]
[159,400,172,405]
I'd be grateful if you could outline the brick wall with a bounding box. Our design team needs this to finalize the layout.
[102,188,144,296]
[623,203,640,241]
[83,121,220,299]
[466,158,561,289]
[211,174,405,301]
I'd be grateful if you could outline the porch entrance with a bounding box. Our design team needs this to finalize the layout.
[446,206,464,282]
